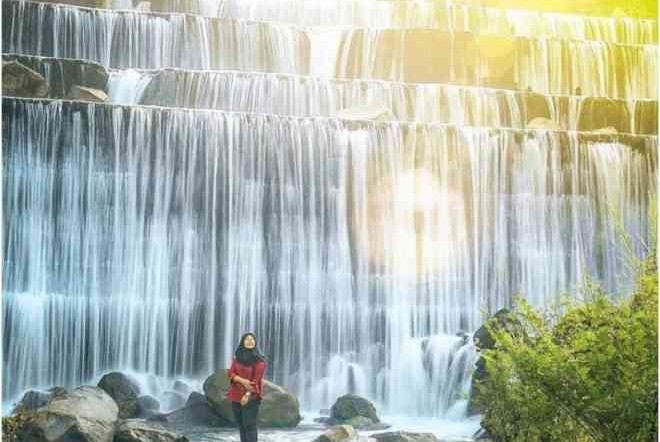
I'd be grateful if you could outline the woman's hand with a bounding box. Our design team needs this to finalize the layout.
[243,381,257,393]
[240,392,250,406]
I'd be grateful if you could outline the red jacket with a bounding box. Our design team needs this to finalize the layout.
[226,358,267,402]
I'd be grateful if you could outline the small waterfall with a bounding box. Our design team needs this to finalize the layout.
[107,69,153,104]
[4,98,656,410]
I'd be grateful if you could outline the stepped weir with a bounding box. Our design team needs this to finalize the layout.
[2,0,657,434]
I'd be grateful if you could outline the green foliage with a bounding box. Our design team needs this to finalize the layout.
[2,412,32,442]
[475,254,658,442]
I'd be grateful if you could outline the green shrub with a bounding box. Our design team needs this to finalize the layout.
[475,254,658,442]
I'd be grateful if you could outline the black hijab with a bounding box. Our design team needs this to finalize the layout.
[234,331,266,366]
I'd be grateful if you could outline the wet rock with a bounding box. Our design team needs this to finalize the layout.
[3,55,108,98]
[335,104,395,121]
[203,370,302,427]
[319,408,331,415]
[161,391,187,411]
[11,390,51,414]
[635,100,657,135]
[312,424,356,442]
[577,97,630,133]
[472,426,492,440]
[370,431,438,442]
[18,386,118,442]
[527,117,559,130]
[330,394,380,424]
[98,372,141,419]
[136,395,160,418]
[469,309,525,415]
[344,416,378,429]
[135,1,151,10]
[163,392,231,427]
[473,308,524,351]
[2,60,49,98]
[66,85,108,103]
[521,92,551,122]
[478,35,516,89]
[172,380,192,397]
[114,419,188,442]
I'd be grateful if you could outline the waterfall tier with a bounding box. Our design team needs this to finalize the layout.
[4,0,657,98]
[125,67,658,134]
[4,97,656,405]
[156,0,658,45]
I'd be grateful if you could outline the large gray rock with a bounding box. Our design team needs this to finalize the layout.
[3,55,108,99]
[369,431,438,442]
[18,386,118,442]
[2,60,49,98]
[163,392,231,427]
[98,372,141,419]
[472,308,523,351]
[312,425,356,442]
[11,390,51,414]
[330,394,380,424]
[203,370,302,427]
[172,381,192,397]
[160,391,187,411]
[114,419,188,442]
[66,85,108,102]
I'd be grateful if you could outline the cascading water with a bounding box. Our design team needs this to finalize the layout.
[4,98,656,409]
[2,0,658,436]
[107,68,656,133]
[3,1,657,98]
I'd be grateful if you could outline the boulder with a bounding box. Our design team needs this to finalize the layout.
[3,55,109,99]
[526,117,559,130]
[163,392,231,427]
[330,394,380,424]
[11,390,51,414]
[114,419,188,442]
[335,104,395,121]
[472,426,492,440]
[472,308,523,351]
[469,309,525,415]
[66,85,108,103]
[203,370,302,427]
[466,357,487,415]
[369,431,438,442]
[172,380,192,397]
[97,372,141,419]
[18,386,118,442]
[160,391,187,411]
[2,60,49,98]
[345,417,390,430]
[312,424,356,442]
[135,395,160,418]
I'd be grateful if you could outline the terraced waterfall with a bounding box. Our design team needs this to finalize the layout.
[2,0,657,437]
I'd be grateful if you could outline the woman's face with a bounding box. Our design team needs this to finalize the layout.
[243,334,256,349]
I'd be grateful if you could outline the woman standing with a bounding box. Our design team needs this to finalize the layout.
[227,332,267,442]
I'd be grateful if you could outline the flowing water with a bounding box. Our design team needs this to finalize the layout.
[2,0,658,439]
